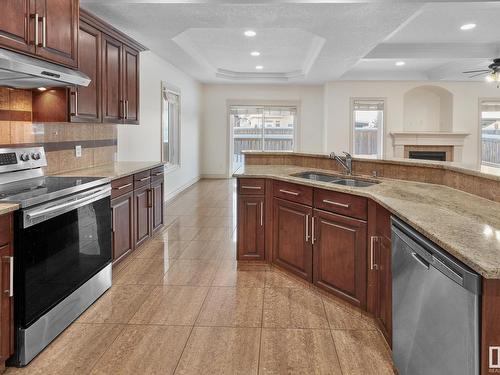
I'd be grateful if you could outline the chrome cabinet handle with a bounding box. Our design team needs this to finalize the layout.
[138,176,151,182]
[147,189,153,208]
[311,216,316,245]
[260,201,263,226]
[322,199,350,209]
[115,182,132,190]
[370,236,378,270]
[126,100,129,119]
[70,91,78,116]
[32,13,39,46]
[2,256,13,297]
[279,189,299,196]
[305,214,309,242]
[42,16,47,47]
[241,185,261,190]
[153,172,164,177]
[112,207,116,232]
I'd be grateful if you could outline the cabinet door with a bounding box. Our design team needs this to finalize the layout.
[237,195,265,261]
[313,209,367,308]
[122,45,139,124]
[272,198,312,281]
[0,243,13,361]
[151,178,164,233]
[111,192,134,262]
[0,0,34,54]
[34,0,78,67]
[70,21,101,123]
[134,185,151,247]
[102,34,123,123]
[377,235,392,344]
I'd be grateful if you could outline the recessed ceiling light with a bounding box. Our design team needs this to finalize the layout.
[250,51,260,57]
[395,61,405,66]
[37,87,47,91]
[255,65,263,70]
[244,30,256,37]
[460,23,476,30]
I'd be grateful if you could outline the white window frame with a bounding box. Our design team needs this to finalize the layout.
[161,82,181,173]
[349,97,386,159]
[478,97,500,169]
[226,100,301,177]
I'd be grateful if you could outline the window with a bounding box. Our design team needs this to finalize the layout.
[161,83,180,167]
[351,99,384,158]
[230,105,297,173]
[480,100,500,168]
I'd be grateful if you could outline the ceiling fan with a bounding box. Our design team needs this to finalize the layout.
[463,58,500,86]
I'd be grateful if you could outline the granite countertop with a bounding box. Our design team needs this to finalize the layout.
[243,151,500,181]
[0,202,19,215]
[234,164,500,279]
[55,161,165,180]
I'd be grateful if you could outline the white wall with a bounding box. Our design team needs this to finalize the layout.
[201,84,324,177]
[324,81,500,164]
[117,51,202,199]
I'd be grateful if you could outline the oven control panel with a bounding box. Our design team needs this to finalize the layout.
[0,147,47,173]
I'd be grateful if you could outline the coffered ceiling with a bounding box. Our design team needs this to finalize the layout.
[81,0,500,83]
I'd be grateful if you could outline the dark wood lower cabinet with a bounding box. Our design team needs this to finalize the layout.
[133,184,152,248]
[313,208,367,308]
[151,178,164,233]
[111,191,134,262]
[237,195,265,260]
[273,198,313,282]
[0,214,13,368]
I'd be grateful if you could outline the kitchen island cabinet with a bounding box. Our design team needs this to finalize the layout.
[0,213,13,371]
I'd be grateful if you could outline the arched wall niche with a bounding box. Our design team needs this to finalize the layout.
[403,85,453,132]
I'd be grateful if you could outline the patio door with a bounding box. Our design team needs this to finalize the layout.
[230,105,296,173]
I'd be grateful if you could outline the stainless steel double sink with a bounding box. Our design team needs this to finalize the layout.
[291,171,379,187]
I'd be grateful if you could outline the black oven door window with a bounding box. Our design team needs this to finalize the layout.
[15,197,112,327]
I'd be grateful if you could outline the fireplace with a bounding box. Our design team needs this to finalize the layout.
[408,150,447,161]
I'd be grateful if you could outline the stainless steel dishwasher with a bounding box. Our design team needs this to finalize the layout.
[391,217,481,375]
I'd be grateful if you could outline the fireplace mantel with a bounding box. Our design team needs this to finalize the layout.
[390,131,470,162]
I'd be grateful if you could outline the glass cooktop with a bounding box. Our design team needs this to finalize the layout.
[0,176,109,208]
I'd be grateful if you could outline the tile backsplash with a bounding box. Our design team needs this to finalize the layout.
[0,87,117,174]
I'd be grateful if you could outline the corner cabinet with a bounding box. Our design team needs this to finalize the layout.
[0,0,78,67]
[0,213,14,370]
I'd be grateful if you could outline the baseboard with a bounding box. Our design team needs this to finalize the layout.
[164,175,201,203]
[200,174,230,179]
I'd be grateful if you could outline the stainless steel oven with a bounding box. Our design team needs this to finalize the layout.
[13,184,112,366]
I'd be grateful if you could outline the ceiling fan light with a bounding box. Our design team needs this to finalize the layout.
[486,75,494,82]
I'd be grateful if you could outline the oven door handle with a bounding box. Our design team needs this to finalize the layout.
[25,186,111,225]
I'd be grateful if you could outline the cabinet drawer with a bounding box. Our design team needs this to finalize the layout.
[238,179,265,195]
[314,188,367,220]
[134,170,152,189]
[111,175,134,198]
[273,180,313,206]
[150,166,165,181]
[0,214,12,246]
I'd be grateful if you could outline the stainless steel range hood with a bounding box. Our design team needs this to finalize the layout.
[0,48,90,89]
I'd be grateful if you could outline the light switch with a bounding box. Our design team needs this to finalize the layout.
[75,145,82,158]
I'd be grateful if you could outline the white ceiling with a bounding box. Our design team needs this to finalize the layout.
[81,0,500,83]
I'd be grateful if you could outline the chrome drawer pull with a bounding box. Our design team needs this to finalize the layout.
[241,185,261,190]
[279,189,299,196]
[322,199,350,208]
[153,172,164,176]
[138,176,151,182]
[115,183,132,190]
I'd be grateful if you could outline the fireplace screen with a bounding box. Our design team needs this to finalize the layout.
[408,151,446,161]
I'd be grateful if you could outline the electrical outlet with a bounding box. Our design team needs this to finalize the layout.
[75,145,82,158]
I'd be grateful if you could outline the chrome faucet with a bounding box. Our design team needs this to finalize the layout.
[330,151,353,175]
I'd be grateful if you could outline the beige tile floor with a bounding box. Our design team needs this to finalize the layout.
[6,179,395,375]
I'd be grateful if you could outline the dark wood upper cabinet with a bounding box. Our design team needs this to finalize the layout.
[70,20,101,122]
[151,177,164,233]
[237,195,265,261]
[0,0,34,54]
[122,46,139,124]
[101,34,123,123]
[33,0,78,67]
[273,198,313,282]
[312,208,367,308]
[111,191,134,262]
